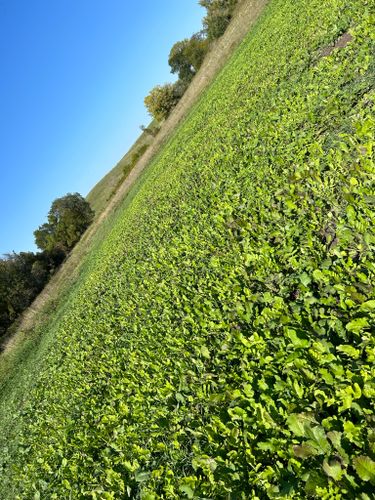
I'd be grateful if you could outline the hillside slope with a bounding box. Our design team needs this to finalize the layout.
[86,0,268,220]
[0,0,374,498]
[86,120,159,217]
[1,0,266,357]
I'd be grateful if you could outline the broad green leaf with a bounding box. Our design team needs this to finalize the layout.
[344,421,362,446]
[258,441,276,452]
[313,269,325,281]
[293,443,318,459]
[327,431,342,449]
[286,328,310,348]
[353,456,375,483]
[135,470,150,483]
[306,426,331,455]
[323,459,343,481]
[62,480,71,490]
[176,392,185,404]
[228,406,247,420]
[200,345,210,359]
[360,300,375,311]
[142,494,156,500]
[352,383,362,399]
[179,484,194,499]
[287,414,309,437]
[337,344,360,359]
[294,380,304,398]
[299,273,311,287]
[346,317,369,334]
[327,431,349,464]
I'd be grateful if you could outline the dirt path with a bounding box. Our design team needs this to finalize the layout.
[2,0,268,354]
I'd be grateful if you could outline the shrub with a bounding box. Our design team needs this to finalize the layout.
[144,83,180,121]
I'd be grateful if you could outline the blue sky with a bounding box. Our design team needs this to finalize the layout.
[0,0,204,255]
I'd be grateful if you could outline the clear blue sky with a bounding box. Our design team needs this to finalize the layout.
[0,0,204,256]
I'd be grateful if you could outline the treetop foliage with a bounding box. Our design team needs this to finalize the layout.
[144,0,239,121]
[168,33,209,83]
[34,193,94,253]
[144,83,180,122]
[199,0,239,40]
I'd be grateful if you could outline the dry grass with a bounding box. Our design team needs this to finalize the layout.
[86,120,159,216]
[1,0,269,362]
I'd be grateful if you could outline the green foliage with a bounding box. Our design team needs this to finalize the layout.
[34,193,94,253]
[199,0,239,40]
[353,456,375,483]
[144,83,180,121]
[168,33,210,83]
[0,252,53,343]
[1,0,374,498]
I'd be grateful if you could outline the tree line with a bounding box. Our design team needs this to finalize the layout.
[0,193,94,346]
[144,0,239,121]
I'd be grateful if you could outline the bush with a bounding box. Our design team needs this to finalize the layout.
[144,83,180,121]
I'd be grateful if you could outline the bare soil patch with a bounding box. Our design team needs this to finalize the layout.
[320,31,353,57]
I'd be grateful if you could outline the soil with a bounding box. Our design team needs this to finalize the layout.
[320,31,353,57]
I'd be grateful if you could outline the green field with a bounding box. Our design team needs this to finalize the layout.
[0,0,374,497]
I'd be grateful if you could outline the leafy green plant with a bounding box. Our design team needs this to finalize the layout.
[0,0,373,498]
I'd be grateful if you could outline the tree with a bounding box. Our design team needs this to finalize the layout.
[199,0,238,40]
[168,34,209,83]
[169,40,192,81]
[0,194,93,342]
[144,83,180,121]
[34,193,94,253]
[0,252,51,341]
